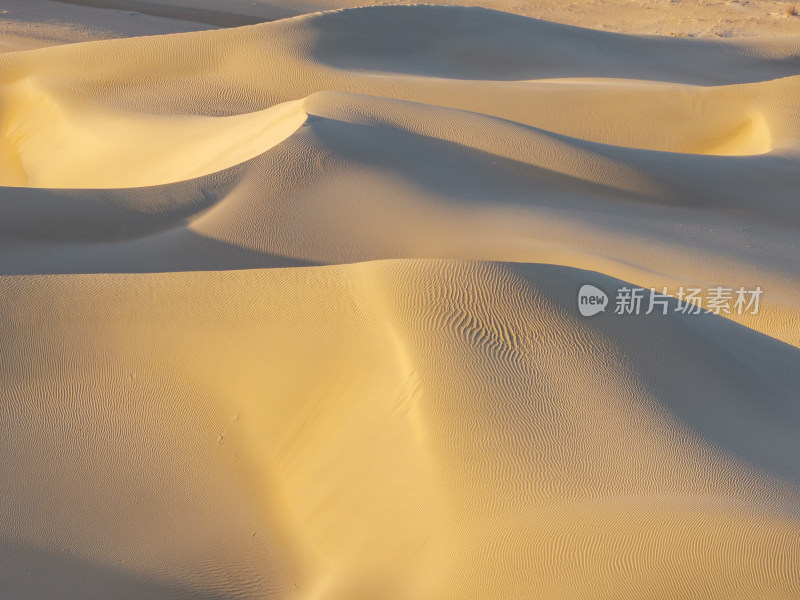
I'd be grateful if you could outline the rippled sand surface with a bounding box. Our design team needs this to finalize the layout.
[1,3,799,599]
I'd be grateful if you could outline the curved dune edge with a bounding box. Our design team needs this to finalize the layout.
[1,5,800,600]
[0,84,307,189]
[1,5,798,192]
[1,87,798,345]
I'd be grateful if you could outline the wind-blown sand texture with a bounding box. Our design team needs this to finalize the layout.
[1,3,799,599]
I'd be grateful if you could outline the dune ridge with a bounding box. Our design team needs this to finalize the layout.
[0,87,307,188]
[2,260,800,599]
[1,5,800,599]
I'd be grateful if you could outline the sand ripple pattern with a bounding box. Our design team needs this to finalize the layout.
[2,6,800,600]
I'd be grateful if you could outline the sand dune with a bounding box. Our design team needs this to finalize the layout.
[1,4,800,600]
[0,0,215,53]
[3,262,800,599]
[0,85,306,188]
[6,0,800,47]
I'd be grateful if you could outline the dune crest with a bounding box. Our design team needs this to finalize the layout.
[1,5,800,600]
[0,79,307,188]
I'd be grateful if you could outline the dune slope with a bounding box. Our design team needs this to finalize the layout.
[1,6,800,600]
[2,262,800,599]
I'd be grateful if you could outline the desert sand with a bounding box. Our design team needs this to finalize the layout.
[1,1,799,599]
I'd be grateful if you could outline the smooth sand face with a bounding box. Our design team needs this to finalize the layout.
[0,83,307,188]
[1,2,800,600]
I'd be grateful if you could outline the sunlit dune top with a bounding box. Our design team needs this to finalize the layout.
[2,5,795,190]
[0,79,307,189]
